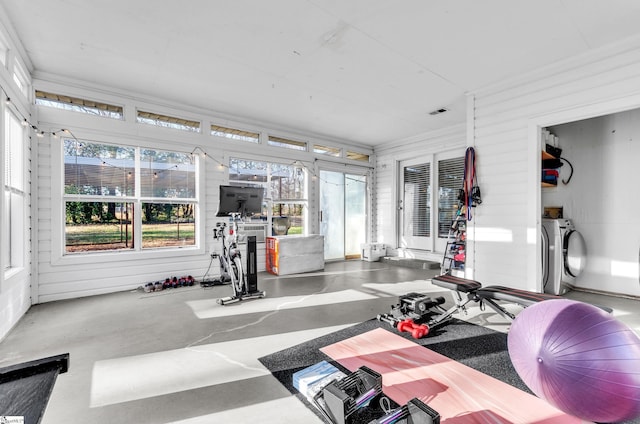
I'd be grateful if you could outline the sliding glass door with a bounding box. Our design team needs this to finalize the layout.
[320,170,367,260]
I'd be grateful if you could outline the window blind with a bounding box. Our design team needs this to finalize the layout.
[404,163,430,237]
[438,157,465,237]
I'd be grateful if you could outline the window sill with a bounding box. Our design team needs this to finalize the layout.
[3,266,26,281]
[52,245,205,267]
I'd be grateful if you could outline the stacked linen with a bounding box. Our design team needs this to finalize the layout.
[542,169,559,185]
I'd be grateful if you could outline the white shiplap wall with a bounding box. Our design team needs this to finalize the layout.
[545,112,640,297]
[36,110,222,302]
[33,78,372,303]
[374,125,466,261]
[0,14,32,340]
[468,36,640,293]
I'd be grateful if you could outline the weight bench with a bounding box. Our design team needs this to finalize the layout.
[431,274,567,321]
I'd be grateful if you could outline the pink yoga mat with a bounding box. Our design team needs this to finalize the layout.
[321,328,590,424]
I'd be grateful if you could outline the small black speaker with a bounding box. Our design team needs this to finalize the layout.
[246,236,258,293]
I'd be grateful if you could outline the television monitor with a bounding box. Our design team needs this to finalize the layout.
[216,185,264,217]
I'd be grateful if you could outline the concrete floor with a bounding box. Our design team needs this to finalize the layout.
[0,260,638,423]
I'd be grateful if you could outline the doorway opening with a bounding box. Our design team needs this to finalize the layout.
[532,99,640,297]
[398,153,465,255]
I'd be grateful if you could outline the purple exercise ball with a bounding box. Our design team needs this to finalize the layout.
[507,299,640,423]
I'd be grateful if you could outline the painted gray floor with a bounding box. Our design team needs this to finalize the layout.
[0,260,638,423]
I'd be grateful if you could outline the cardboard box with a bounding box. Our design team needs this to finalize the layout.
[543,207,563,219]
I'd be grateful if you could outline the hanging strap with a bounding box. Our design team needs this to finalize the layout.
[464,147,476,220]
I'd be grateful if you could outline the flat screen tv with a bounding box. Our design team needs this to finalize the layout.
[216,185,264,217]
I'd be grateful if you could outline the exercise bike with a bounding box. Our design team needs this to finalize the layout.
[213,212,265,305]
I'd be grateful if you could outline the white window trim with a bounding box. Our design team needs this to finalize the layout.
[393,148,466,254]
[0,30,8,68]
[12,60,29,98]
[51,136,206,266]
[434,151,466,253]
[2,105,28,279]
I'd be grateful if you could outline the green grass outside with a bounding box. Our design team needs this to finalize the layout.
[66,223,134,245]
[288,226,302,235]
[66,222,302,252]
[66,223,195,250]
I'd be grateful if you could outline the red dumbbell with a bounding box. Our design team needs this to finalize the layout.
[397,319,429,339]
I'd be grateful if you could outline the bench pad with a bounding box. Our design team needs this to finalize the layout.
[477,286,561,306]
[432,274,482,293]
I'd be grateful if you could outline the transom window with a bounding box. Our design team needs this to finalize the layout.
[267,135,307,151]
[36,91,124,120]
[211,124,259,143]
[63,138,198,253]
[346,150,370,162]
[137,110,201,133]
[313,144,341,157]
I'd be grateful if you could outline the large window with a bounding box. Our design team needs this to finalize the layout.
[3,109,26,270]
[63,139,197,253]
[229,158,306,235]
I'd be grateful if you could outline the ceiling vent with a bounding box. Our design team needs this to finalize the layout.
[429,107,449,116]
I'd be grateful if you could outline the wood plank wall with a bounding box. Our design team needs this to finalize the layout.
[33,80,369,302]
[373,125,466,261]
[469,37,640,292]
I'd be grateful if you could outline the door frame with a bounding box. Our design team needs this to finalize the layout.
[317,161,372,261]
[398,156,434,251]
[396,149,465,253]
[528,93,640,292]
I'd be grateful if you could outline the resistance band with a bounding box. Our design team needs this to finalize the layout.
[463,147,476,220]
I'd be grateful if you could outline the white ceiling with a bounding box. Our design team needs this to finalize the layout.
[3,1,640,147]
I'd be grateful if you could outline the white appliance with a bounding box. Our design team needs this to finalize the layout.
[541,218,587,295]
